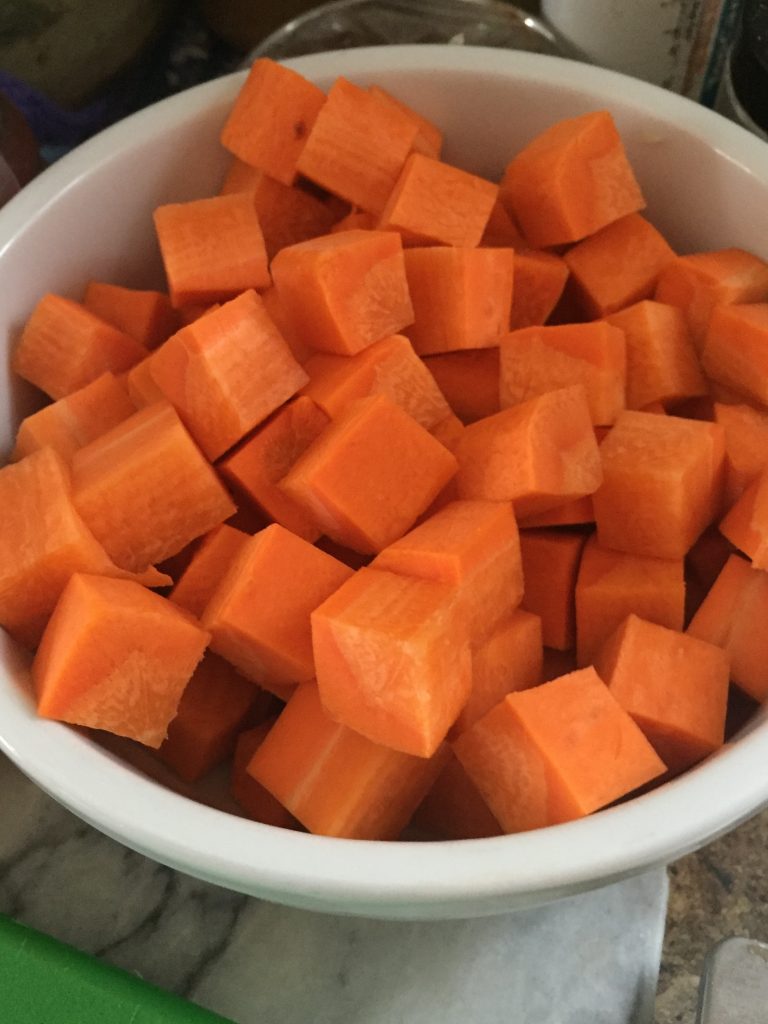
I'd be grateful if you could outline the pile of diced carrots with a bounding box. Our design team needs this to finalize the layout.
[5,57,768,842]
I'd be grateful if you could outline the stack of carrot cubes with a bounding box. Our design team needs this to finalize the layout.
[4,57,768,842]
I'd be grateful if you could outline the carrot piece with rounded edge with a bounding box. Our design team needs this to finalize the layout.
[519,528,588,650]
[411,750,502,840]
[153,193,270,309]
[218,396,330,542]
[719,470,768,569]
[702,303,768,407]
[73,400,236,573]
[403,246,515,355]
[372,499,523,641]
[575,535,685,667]
[33,573,210,747]
[509,250,570,330]
[654,248,768,350]
[231,720,299,828]
[563,213,675,318]
[312,567,471,758]
[271,229,414,357]
[499,320,626,426]
[595,614,729,775]
[454,386,603,519]
[605,299,707,411]
[280,394,458,555]
[714,401,768,507]
[202,523,354,694]
[378,153,498,248]
[518,495,594,529]
[259,286,312,365]
[248,682,449,839]
[149,289,308,461]
[297,77,419,214]
[300,334,451,430]
[170,524,249,619]
[13,293,146,400]
[220,57,326,186]
[422,349,500,424]
[593,410,725,559]
[126,355,165,408]
[368,85,443,159]
[83,282,179,349]
[453,667,666,833]
[12,371,136,462]
[157,652,269,782]
[481,199,528,248]
[499,110,645,249]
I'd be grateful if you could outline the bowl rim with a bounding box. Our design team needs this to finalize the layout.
[2,43,768,914]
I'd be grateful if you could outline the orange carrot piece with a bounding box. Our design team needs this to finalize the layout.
[296,77,419,214]
[218,396,330,542]
[12,372,136,462]
[153,193,270,309]
[149,289,308,460]
[202,524,354,692]
[654,247,768,350]
[509,250,570,330]
[499,320,627,426]
[218,157,262,195]
[593,410,726,559]
[454,386,603,519]
[372,499,523,641]
[300,334,451,430]
[605,299,707,410]
[220,57,326,185]
[368,84,443,159]
[518,495,594,529]
[422,349,500,424]
[271,229,414,356]
[72,400,236,572]
[312,567,471,757]
[378,152,498,247]
[499,110,645,249]
[411,750,503,840]
[431,413,465,450]
[259,285,312,365]
[170,524,249,619]
[403,246,515,354]
[714,401,768,507]
[481,199,528,248]
[13,293,146,400]
[519,528,588,650]
[125,356,165,408]
[453,667,665,832]
[248,683,448,839]
[231,720,300,828]
[575,535,685,667]
[83,281,179,349]
[719,470,768,569]
[330,210,376,233]
[595,614,729,774]
[563,213,675,318]
[702,303,768,407]
[280,394,458,555]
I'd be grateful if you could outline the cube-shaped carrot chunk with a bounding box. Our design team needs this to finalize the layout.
[454,386,603,519]
[202,524,354,693]
[714,402,768,508]
[702,303,768,406]
[231,720,299,828]
[280,394,458,555]
[423,349,500,424]
[411,750,503,840]
[519,529,588,651]
[248,683,448,839]
[126,356,165,408]
[720,469,768,569]
[170,524,249,619]
[271,229,414,356]
[509,250,570,330]
[368,84,443,159]
[595,614,729,775]
[575,536,684,667]
[149,290,309,461]
[499,321,627,426]
[153,193,270,309]
[403,247,515,354]
[220,58,326,185]
[312,567,472,757]
[593,410,725,559]
[378,152,498,248]
[83,282,179,349]
[33,573,210,747]
[453,667,666,833]
[72,401,236,572]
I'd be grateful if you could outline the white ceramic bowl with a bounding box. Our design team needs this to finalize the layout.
[2,46,768,921]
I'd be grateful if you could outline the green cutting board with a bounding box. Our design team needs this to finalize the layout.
[0,914,235,1023]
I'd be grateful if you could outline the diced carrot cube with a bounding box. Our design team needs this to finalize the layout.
[220,58,326,185]
[720,470,768,569]
[453,667,666,832]
[702,303,768,406]
[170,524,249,619]
[202,524,354,692]
[518,495,594,529]
[481,199,528,248]
[714,401,768,507]
[33,573,209,747]
[422,348,500,424]
[271,229,414,356]
[454,386,603,519]
[312,567,471,757]
[593,411,726,559]
[411,750,502,840]
[499,111,645,249]
[83,282,179,349]
[259,285,312,365]
[280,394,458,555]
[575,535,685,667]
[231,720,299,828]
[125,356,165,408]
[248,683,448,838]
[368,85,443,159]
[519,528,588,650]
[509,250,570,330]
